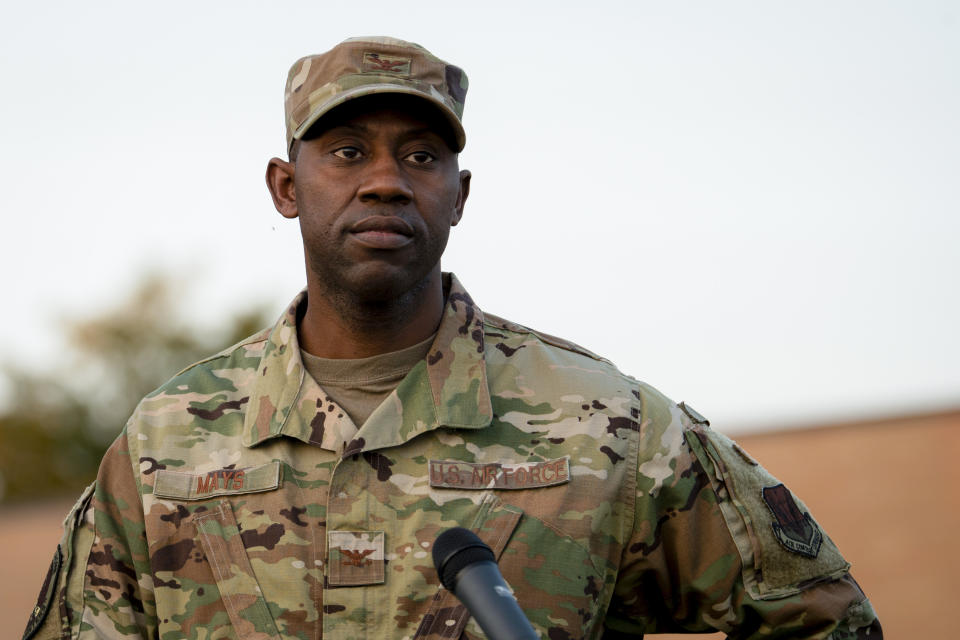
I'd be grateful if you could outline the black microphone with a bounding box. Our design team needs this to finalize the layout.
[432,527,539,640]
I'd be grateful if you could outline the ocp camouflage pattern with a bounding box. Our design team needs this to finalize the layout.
[284,36,469,152]
[29,275,881,639]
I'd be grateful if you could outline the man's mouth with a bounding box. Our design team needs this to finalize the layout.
[349,216,415,249]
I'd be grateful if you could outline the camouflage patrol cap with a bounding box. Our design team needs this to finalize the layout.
[284,36,468,153]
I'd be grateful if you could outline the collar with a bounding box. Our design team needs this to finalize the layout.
[241,273,493,454]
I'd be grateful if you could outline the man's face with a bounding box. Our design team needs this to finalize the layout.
[273,99,470,303]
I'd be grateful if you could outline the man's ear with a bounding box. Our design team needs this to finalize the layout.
[451,169,471,226]
[266,157,298,219]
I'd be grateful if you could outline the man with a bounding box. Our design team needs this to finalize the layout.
[25,36,881,639]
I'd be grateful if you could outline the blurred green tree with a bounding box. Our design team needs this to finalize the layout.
[0,275,272,503]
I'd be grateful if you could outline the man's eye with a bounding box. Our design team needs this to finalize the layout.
[333,147,362,160]
[405,151,435,165]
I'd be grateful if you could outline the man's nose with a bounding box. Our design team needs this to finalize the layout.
[357,154,414,204]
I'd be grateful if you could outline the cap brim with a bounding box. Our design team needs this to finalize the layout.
[292,84,466,152]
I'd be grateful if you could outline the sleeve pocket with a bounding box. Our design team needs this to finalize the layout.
[686,425,851,600]
[23,482,96,640]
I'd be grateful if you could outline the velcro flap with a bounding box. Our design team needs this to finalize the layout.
[154,461,281,500]
[685,425,850,599]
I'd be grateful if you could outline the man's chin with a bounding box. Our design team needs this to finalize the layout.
[315,263,438,305]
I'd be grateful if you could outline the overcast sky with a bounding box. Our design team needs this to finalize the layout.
[1,1,957,432]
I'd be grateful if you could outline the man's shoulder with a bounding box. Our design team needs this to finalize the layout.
[168,325,271,385]
[481,310,681,403]
[482,311,615,366]
[480,310,681,414]
[137,325,272,415]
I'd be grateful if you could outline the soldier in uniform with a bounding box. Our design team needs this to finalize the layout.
[25,36,881,639]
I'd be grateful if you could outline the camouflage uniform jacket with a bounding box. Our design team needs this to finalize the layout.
[30,274,880,639]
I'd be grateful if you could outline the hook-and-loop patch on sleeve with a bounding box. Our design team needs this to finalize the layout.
[684,423,851,600]
[23,481,96,640]
[22,546,61,639]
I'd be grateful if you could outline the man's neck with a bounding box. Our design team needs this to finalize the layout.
[298,272,445,359]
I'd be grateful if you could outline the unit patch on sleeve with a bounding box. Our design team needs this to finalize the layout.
[22,544,61,640]
[762,483,823,558]
[429,457,570,490]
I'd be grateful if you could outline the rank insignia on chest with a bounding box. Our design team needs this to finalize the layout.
[428,457,570,490]
[327,531,386,586]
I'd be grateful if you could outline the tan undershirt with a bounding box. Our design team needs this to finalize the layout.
[300,333,435,434]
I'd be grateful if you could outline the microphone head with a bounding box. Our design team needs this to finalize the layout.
[432,527,496,591]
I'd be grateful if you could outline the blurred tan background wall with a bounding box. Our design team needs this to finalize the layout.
[3,408,955,638]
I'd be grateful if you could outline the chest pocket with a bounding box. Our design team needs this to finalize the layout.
[194,501,282,639]
[413,494,522,639]
[413,493,605,640]
[152,460,319,639]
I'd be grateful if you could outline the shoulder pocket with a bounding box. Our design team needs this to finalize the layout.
[23,482,96,640]
[23,546,61,640]
[685,425,850,599]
